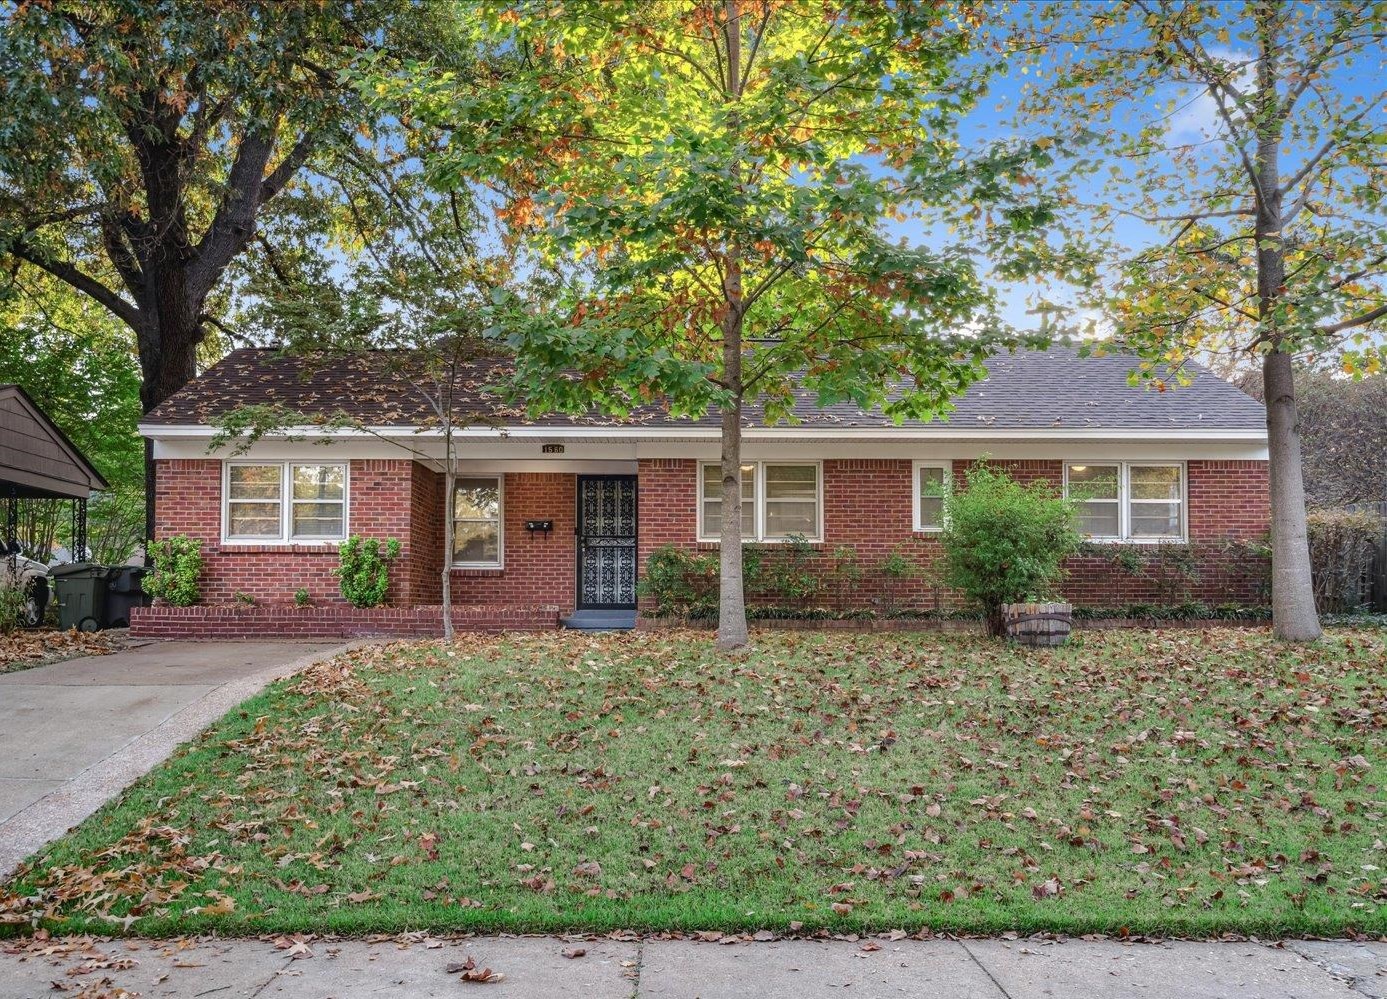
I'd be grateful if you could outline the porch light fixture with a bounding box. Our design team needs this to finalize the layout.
[525,519,554,537]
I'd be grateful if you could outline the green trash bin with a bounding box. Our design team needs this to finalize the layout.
[51,563,112,632]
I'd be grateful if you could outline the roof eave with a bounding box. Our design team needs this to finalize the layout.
[138,422,1269,444]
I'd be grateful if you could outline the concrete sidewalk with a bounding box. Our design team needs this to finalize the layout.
[0,934,1381,998]
[0,640,349,877]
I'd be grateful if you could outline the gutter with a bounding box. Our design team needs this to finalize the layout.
[139,423,1270,444]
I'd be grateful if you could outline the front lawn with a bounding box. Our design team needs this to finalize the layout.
[3,628,1383,938]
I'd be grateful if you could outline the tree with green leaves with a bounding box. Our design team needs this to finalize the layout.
[0,276,144,564]
[1016,1,1387,641]
[0,0,448,536]
[374,0,1056,649]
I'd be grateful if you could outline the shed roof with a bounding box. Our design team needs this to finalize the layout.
[0,384,109,499]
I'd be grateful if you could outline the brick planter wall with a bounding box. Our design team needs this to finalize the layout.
[129,603,561,640]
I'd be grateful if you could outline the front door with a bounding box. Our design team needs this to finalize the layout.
[576,475,638,609]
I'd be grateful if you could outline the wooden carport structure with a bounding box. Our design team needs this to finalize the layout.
[0,384,108,558]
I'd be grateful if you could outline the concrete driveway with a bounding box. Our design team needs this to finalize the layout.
[0,640,347,877]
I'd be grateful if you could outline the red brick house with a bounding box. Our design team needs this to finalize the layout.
[133,347,1271,638]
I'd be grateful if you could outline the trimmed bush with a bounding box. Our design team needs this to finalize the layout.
[1307,508,1382,613]
[939,462,1082,637]
[639,544,718,619]
[145,535,203,607]
[335,536,402,608]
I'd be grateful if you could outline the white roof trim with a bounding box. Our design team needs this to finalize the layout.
[140,422,1269,443]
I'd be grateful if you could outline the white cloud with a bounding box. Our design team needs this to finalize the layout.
[1167,47,1256,142]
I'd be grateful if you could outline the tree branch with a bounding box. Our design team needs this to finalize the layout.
[188,127,314,299]
[261,133,317,202]
[1279,7,1366,119]
[1319,302,1387,335]
[1278,87,1387,197]
[9,241,142,330]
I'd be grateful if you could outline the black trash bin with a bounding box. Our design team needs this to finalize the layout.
[51,563,114,632]
[105,566,152,628]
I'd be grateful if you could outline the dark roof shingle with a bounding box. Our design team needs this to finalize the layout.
[142,347,1265,433]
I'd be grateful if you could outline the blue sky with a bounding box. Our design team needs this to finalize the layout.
[876,3,1386,338]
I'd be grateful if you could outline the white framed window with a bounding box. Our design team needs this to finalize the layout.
[1063,461,1185,542]
[223,462,348,543]
[701,463,756,539]
[290,464,346,539]
[913,461,951,532]
[698,461,822,542]
[453,475,503,567]
[1127,464,1184,539]
[1065,463,1121,539]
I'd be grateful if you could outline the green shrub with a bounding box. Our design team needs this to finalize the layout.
[876,544,919,616]
[1307,508,1383,613]
[294,587,311,607]
[0,584,27,634]
[335,536,402,608]
[1098,542,1202,604]
[145,535,203,607]
[938,462,1082,636]
[639,544,718,619]
[760,534,821,602]
[233,591,256,606]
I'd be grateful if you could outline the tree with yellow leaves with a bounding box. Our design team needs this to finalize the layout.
[1018,0,1387,641]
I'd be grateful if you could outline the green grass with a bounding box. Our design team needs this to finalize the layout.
[3,628,1384,938]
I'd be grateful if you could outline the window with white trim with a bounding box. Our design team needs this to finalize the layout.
[913,462,950,532]
[453,476,503,566]
[1127,464,1184,539]
[1064,462,1184,541]
[698,462,821,542]
[1066,463,1121,538]
[701,464,755,539]
[225,462,347,542]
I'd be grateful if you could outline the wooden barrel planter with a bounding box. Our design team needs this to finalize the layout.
[1003,601,1073,646]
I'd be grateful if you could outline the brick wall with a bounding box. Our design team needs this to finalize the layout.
[446,472,578,612]
[155,454,1271,618]
[154,458,427,606]
[129,603,560,639]
[407,465,445,604]
[633,457,1271,612]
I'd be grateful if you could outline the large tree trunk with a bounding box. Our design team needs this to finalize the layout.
[1251,10,1321,642]
[717,263,748,650]
[136,309,204,553]
[441,427,455,642]
[717,382,749,651]
[715,0,749,652]
[1263,350,1322,640]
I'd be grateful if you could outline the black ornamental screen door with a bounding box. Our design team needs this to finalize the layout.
[576,475,638,609]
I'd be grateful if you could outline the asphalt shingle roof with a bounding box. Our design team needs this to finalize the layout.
[142,346,1266,433]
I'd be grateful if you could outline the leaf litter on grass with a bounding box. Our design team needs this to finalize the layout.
[1,628,1383,938]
